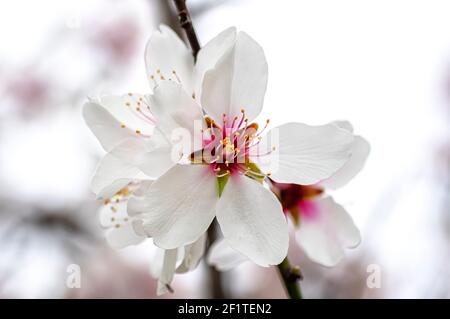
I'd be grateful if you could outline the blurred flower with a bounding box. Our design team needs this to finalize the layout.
[90,17,140,63]
[8,75,49,107]
[4,71,53,116]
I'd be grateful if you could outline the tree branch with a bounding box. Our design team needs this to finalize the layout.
[172,0,201,59]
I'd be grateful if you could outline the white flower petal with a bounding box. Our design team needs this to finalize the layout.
[331,120,354,133]
[194,27,237,97]
[97,94,154,136]
[201,32,268,122]
[128,164,218,249]
[296,196,361,267]
[216,176,288,267]
[145,25,195,94]
[110,130,176,179]
[148,81,204,152]
[91,153,148,199]
[134,180,154,196]
[83,101,138,152]
[252,122,354,185]
[104,224,145,249]
[207,238,248,271]
[157,248,178,296]
[99,200,126,228]
[320,136,370,190]
[99,200,144,249]
[176,234,207,274]
[149,246,165,279]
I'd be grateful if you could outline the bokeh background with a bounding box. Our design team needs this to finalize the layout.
[0,0,449,298]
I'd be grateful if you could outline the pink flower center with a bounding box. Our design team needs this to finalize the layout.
[193,109,273,179]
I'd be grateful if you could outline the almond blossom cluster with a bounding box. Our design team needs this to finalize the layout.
[83,25,369,294]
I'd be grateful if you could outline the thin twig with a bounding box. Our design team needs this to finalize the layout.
[172,0,201,59]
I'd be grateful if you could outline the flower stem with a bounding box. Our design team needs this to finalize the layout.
[172,0,201,59]
[277,257,303,299]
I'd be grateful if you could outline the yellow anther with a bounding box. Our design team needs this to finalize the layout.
[120,124,126,128]
[225,143,234,152]
[110,206,117,212]
[125,102,131,106]
[136,107,141,111]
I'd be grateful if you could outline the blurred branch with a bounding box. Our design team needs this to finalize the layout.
[172,0,201,59]
[277,258,303,299]
[206,220,226,298]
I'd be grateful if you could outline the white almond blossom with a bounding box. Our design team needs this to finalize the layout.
[208,122,370,269]
[84,25,356,269]
[121,29,355,267]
